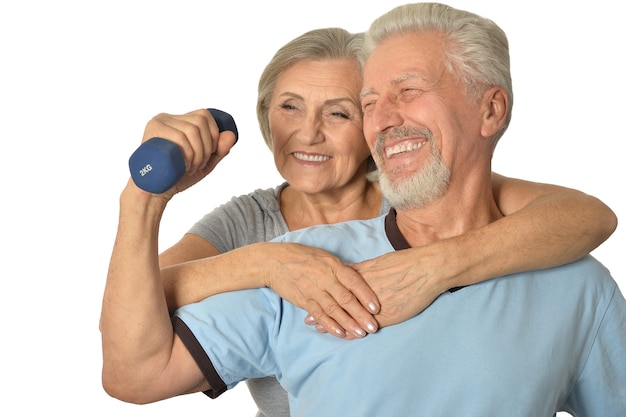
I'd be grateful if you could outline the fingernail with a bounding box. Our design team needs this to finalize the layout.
[366,321,378,333]
[334,328,346,338]
[354,328,366,337]
[304,315,315,325]
[368,302,379,313]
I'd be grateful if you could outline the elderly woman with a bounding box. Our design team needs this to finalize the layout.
[102,28,617,417]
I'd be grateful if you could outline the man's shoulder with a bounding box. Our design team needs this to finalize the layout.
[557,255,613,281]
[505,255,617,303]
[271,214,391,263]
[275,214,387,244]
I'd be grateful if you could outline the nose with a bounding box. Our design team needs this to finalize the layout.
[368,96,404,135]
[296,111,324,145]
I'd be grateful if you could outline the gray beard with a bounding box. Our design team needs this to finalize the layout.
[378,142,450,210]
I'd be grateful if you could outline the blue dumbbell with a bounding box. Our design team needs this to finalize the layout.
[128,108,238,194]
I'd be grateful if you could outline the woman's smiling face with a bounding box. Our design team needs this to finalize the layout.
[268,58,370,194]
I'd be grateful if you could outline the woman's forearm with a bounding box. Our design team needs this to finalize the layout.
[162,241,380,339]
[355,180,617,329]
[161,242,272,311]
[447,189,616,287]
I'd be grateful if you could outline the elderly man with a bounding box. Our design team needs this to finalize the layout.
[101,3,626,416]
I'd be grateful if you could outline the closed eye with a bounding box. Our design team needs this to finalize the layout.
[331,112,350,119]
[361,99,376,113]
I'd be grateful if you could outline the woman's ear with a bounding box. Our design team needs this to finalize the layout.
[480,86,508,138]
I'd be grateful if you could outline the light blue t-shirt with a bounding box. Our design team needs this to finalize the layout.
[174,213,626,417]
[186,182,392,417]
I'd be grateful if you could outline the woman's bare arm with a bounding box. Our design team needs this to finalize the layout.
[160,239,380,339]
[350,173,617,328]
[160,173,616,337]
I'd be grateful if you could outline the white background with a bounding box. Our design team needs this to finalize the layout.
[1,1,623,416]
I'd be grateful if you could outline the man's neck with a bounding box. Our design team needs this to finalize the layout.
[394,186,503,248]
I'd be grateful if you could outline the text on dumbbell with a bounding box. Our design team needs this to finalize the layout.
[139,164,153,177]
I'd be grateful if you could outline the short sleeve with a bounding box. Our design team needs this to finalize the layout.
[563,284,626,416]
[174,288,283,397]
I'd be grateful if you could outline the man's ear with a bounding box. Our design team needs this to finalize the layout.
[480,86,508,138]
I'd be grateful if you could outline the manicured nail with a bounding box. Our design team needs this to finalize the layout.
[354,328,366,337]
[366,321,378,333]
[368,302,379,313]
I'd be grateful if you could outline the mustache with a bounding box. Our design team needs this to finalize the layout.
[375,126,433,155]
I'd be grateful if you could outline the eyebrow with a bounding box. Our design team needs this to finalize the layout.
[360,72,428,99]
[360,88,375,100]
[278,92,359,107]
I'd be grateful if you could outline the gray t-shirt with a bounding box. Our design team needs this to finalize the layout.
[188,181,390,417]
